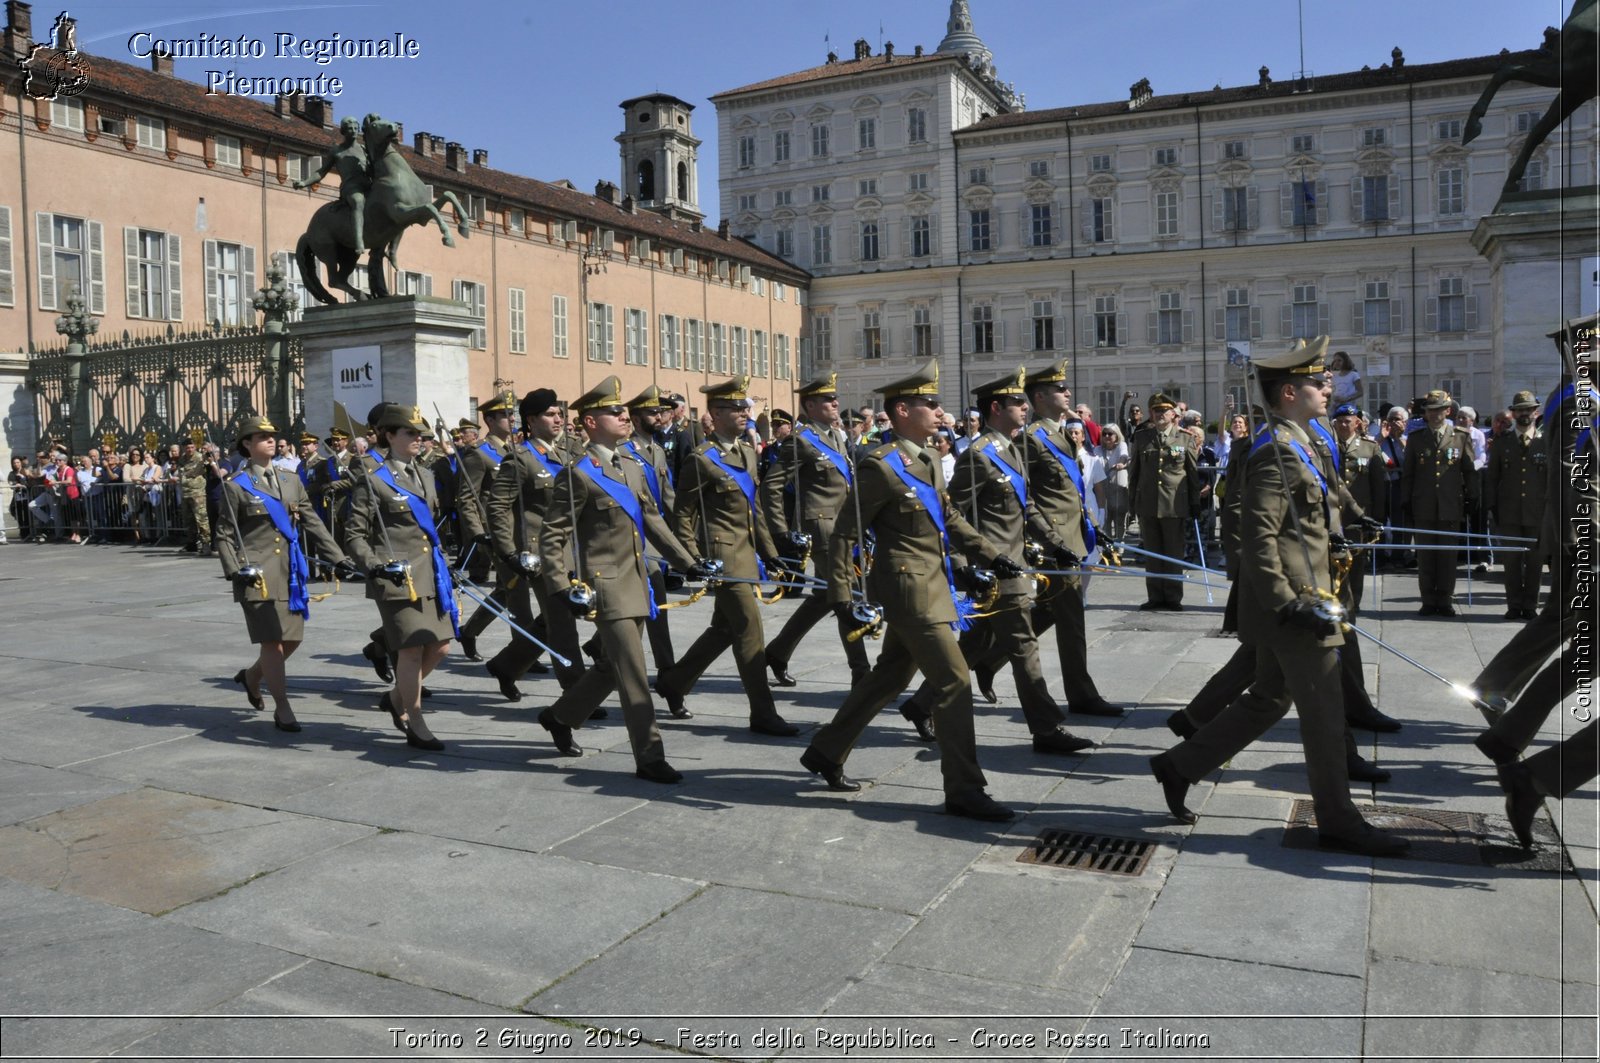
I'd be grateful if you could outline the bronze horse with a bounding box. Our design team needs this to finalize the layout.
[295,115,471,304]
[1463,0,1598,196]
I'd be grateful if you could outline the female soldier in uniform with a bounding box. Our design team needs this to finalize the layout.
[219,415,351,732]
[343,404,459,751]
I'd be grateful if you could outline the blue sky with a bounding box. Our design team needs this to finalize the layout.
[58,0,1566,210]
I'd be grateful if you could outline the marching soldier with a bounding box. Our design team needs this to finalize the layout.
[896,367,1096,756]
[800,358,1023,822]
[534,376,712,783]
[1400,389,1478,615]
[1484,391,1546,620]
[760,373,872,688]
[177,432,213,556]
[623,385,679,676]
[482,388,579,701]
[456,392,517,660]
[1018,359,1121,717]
[1127,392,1200,609]
[218,415,352,733]
[1150,338,1408,857]
[654,376,798,736]
[343,403,459,751]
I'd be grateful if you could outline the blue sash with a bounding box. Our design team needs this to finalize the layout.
[524,440,565,479]
[232,471,310,619]
[477,440,505,466]
[621,441,664,513]
[575,458,657,619]
[1250,424,1328,497]
[883,450,975,631]
[977,439,1027,509]
[797,427,852,483]
[297,463,311,487]
[705,446,766,579]
[372,465,460,637]
[446,454,458,476]
[1311,421,1340,473]
[1031,427,1096,553]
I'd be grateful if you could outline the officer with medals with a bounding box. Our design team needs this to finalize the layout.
[895,367,1096,757]
[1484,390,1547,620]
[800,358,1022,822]
[1128,392,1201,609]
[219,415,352,733]
[653,376,799,736]
[343,403,460,751]
[760,372,873,688]
[1018,359,1122,717]
[1400,389,1478,615]
[1150,338,1409,857]
[534,376,712,783]
[622,384,680,679]
[456,391,517,660]
[482,388,579,701]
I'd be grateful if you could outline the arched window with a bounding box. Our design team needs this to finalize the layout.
[637,160,655,201]
[677,161,689,201]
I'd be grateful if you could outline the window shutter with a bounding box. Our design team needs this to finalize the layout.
[1314,180,1328,224]
[1210,191,1223,233]
[1115,313,1127,347]
[1279,182,1294,227]
[1464,295,1478,331]
[1182,310,1195,343]
[1103,201,1115,242]
[1250,306,1263,339]
[1081,199,1094,240]
[124,226,141,317]
[1424,296,1439,332]
[1054,314,1066,350]
[242,245,256,306]
[204,239,220,324]
[86,220,106,314]
[35,212,55,310]
[1390,298,1404,332]
[421,273,433,297]
[1387,177,1401,221]
[0,206,12,307]
[998,319,1008,352]
[1213,306,1226,340]
[1080,310,1096,349]
[1351,301,1365,335]
[1246,186,1260,230]
[993,212,1002,248]
[1317,302,1331,335]
[1350,180,1364,223]
[1280,302,1293,338]
[1145,311,1158,344]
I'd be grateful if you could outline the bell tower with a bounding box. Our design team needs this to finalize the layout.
[617,93,703,223]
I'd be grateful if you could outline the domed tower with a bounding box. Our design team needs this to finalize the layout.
[935,0,994,79]
[617,93,703,223]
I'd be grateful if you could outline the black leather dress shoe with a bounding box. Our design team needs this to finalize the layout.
[973,662,998,704]
[362,642,394,683]
[635,759,684,784]
[800,747,861,791]
[651,679,692,719]
[751,716,801,737]
[1500,762,1542,849]
[486,662,522,702]
[944,791,1015,822]
[1347,753,1391,784]
[1417,604,1439,617]
[1504,609,1522,621]
[897,699,936,743]
[526,659,550,674]
[1346,705,1403,733]
[1162,602,1185,612]
[1474,731,1519,766]
[1032,728,1096,755]
[1317,826,1409,857]
[232,668,263,711]
[1165,710,1197,740]
[1150,752,1197,824]
[273,713,302,733]
[1139,601,1163,611]
[1069,698,1125,718]
[1437,603,1458,617]
[458,635,483,662]
[768,660,798,687]
[380,692,404,733]
[537,708,582,756]
[588,706,609,720]
[403,725,445,751]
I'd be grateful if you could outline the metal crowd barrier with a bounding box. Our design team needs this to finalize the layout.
[5,479,199,544]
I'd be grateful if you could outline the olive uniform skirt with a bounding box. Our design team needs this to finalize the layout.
[378,595,456,649]
[240,599,306,644]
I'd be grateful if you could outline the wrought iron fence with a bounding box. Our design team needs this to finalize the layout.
[26,322,304,455]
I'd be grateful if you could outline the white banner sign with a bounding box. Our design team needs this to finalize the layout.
[331,345,382,413]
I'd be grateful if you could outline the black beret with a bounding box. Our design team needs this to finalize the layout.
[520,388,559,421]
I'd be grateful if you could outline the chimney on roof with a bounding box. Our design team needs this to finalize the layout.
[274,93,292,119]
[150,45,174,76]
[1390,46,1404,69]
[412,131,433,157]
[884,41,894,60]
[471,148,489,167]
[303,96,331,130]
[914,44,923,57]
[717,218,730,238]
[690,219,703,232]
[3,2,33,62]
[1128,77,1153,109]
[430,134,445,155]
[825,49,837,64]
[853,38,870,61]
[622,194,636,214]
[1258,65,1271,88]
[444,141,466,172]
[594,180,617,204]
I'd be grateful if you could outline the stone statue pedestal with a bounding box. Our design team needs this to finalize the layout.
[296,296,480,438]
[1472,187,1600,402]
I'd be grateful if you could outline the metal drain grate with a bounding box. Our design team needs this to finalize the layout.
[1017,829,1155,876]
[1282,801,1568,871]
